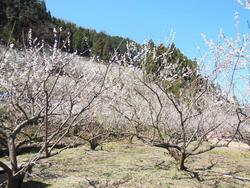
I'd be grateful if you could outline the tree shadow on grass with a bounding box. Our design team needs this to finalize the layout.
[176,162,218,182]
[193,161,217,171]
[22,181,50,188]
[186,169,204,182]
[186,162,218,181]
[177,162,245,186]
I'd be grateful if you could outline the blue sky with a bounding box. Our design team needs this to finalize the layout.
[45,0,249,60]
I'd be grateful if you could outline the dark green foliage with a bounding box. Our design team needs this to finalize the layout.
[0,0,197,75]
[144,42,197,79]
[93,32,106,60]
[144,40,159,75]
[72,28,90,56]
[141,41,198,96]
[0,0,131,58]
[0,0,52,46]
[103,38,112,61]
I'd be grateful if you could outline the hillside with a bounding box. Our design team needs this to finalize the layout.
[0,0,195,65]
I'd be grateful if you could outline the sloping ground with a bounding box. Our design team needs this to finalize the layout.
[1,141,248,188]
[0,47,248,187]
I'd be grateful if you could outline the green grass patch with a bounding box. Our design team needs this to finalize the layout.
[1,141,249,187]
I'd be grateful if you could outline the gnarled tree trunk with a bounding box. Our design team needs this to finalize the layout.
[0,161,25,188]
[177,153,187,171]
[3,136,26,188]
[7,173,25,188]
[168,148,187,171]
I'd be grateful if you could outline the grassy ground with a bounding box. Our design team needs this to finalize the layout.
[1,141,250,188]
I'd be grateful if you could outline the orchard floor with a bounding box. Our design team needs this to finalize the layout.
[2,141,250,188]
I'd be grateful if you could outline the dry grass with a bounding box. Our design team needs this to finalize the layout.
[1,141,250,188]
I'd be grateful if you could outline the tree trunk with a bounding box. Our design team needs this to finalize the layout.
[6,136,26,187]
[128,135,134,144]
[7,173,25,188]
[177,154,187,171]
[7,136,17,172]
[44,90,50,158]
[167,148,187,171]
[89,140,99,150]
[0,161,25,188]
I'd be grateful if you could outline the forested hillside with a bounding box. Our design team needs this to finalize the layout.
[0,0,195,66]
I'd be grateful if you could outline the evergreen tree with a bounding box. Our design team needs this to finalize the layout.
[103,38,111,61]
[82,35,90,57]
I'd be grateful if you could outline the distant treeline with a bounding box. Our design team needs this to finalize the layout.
[0,0,132,60]
[0,0,195,67]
